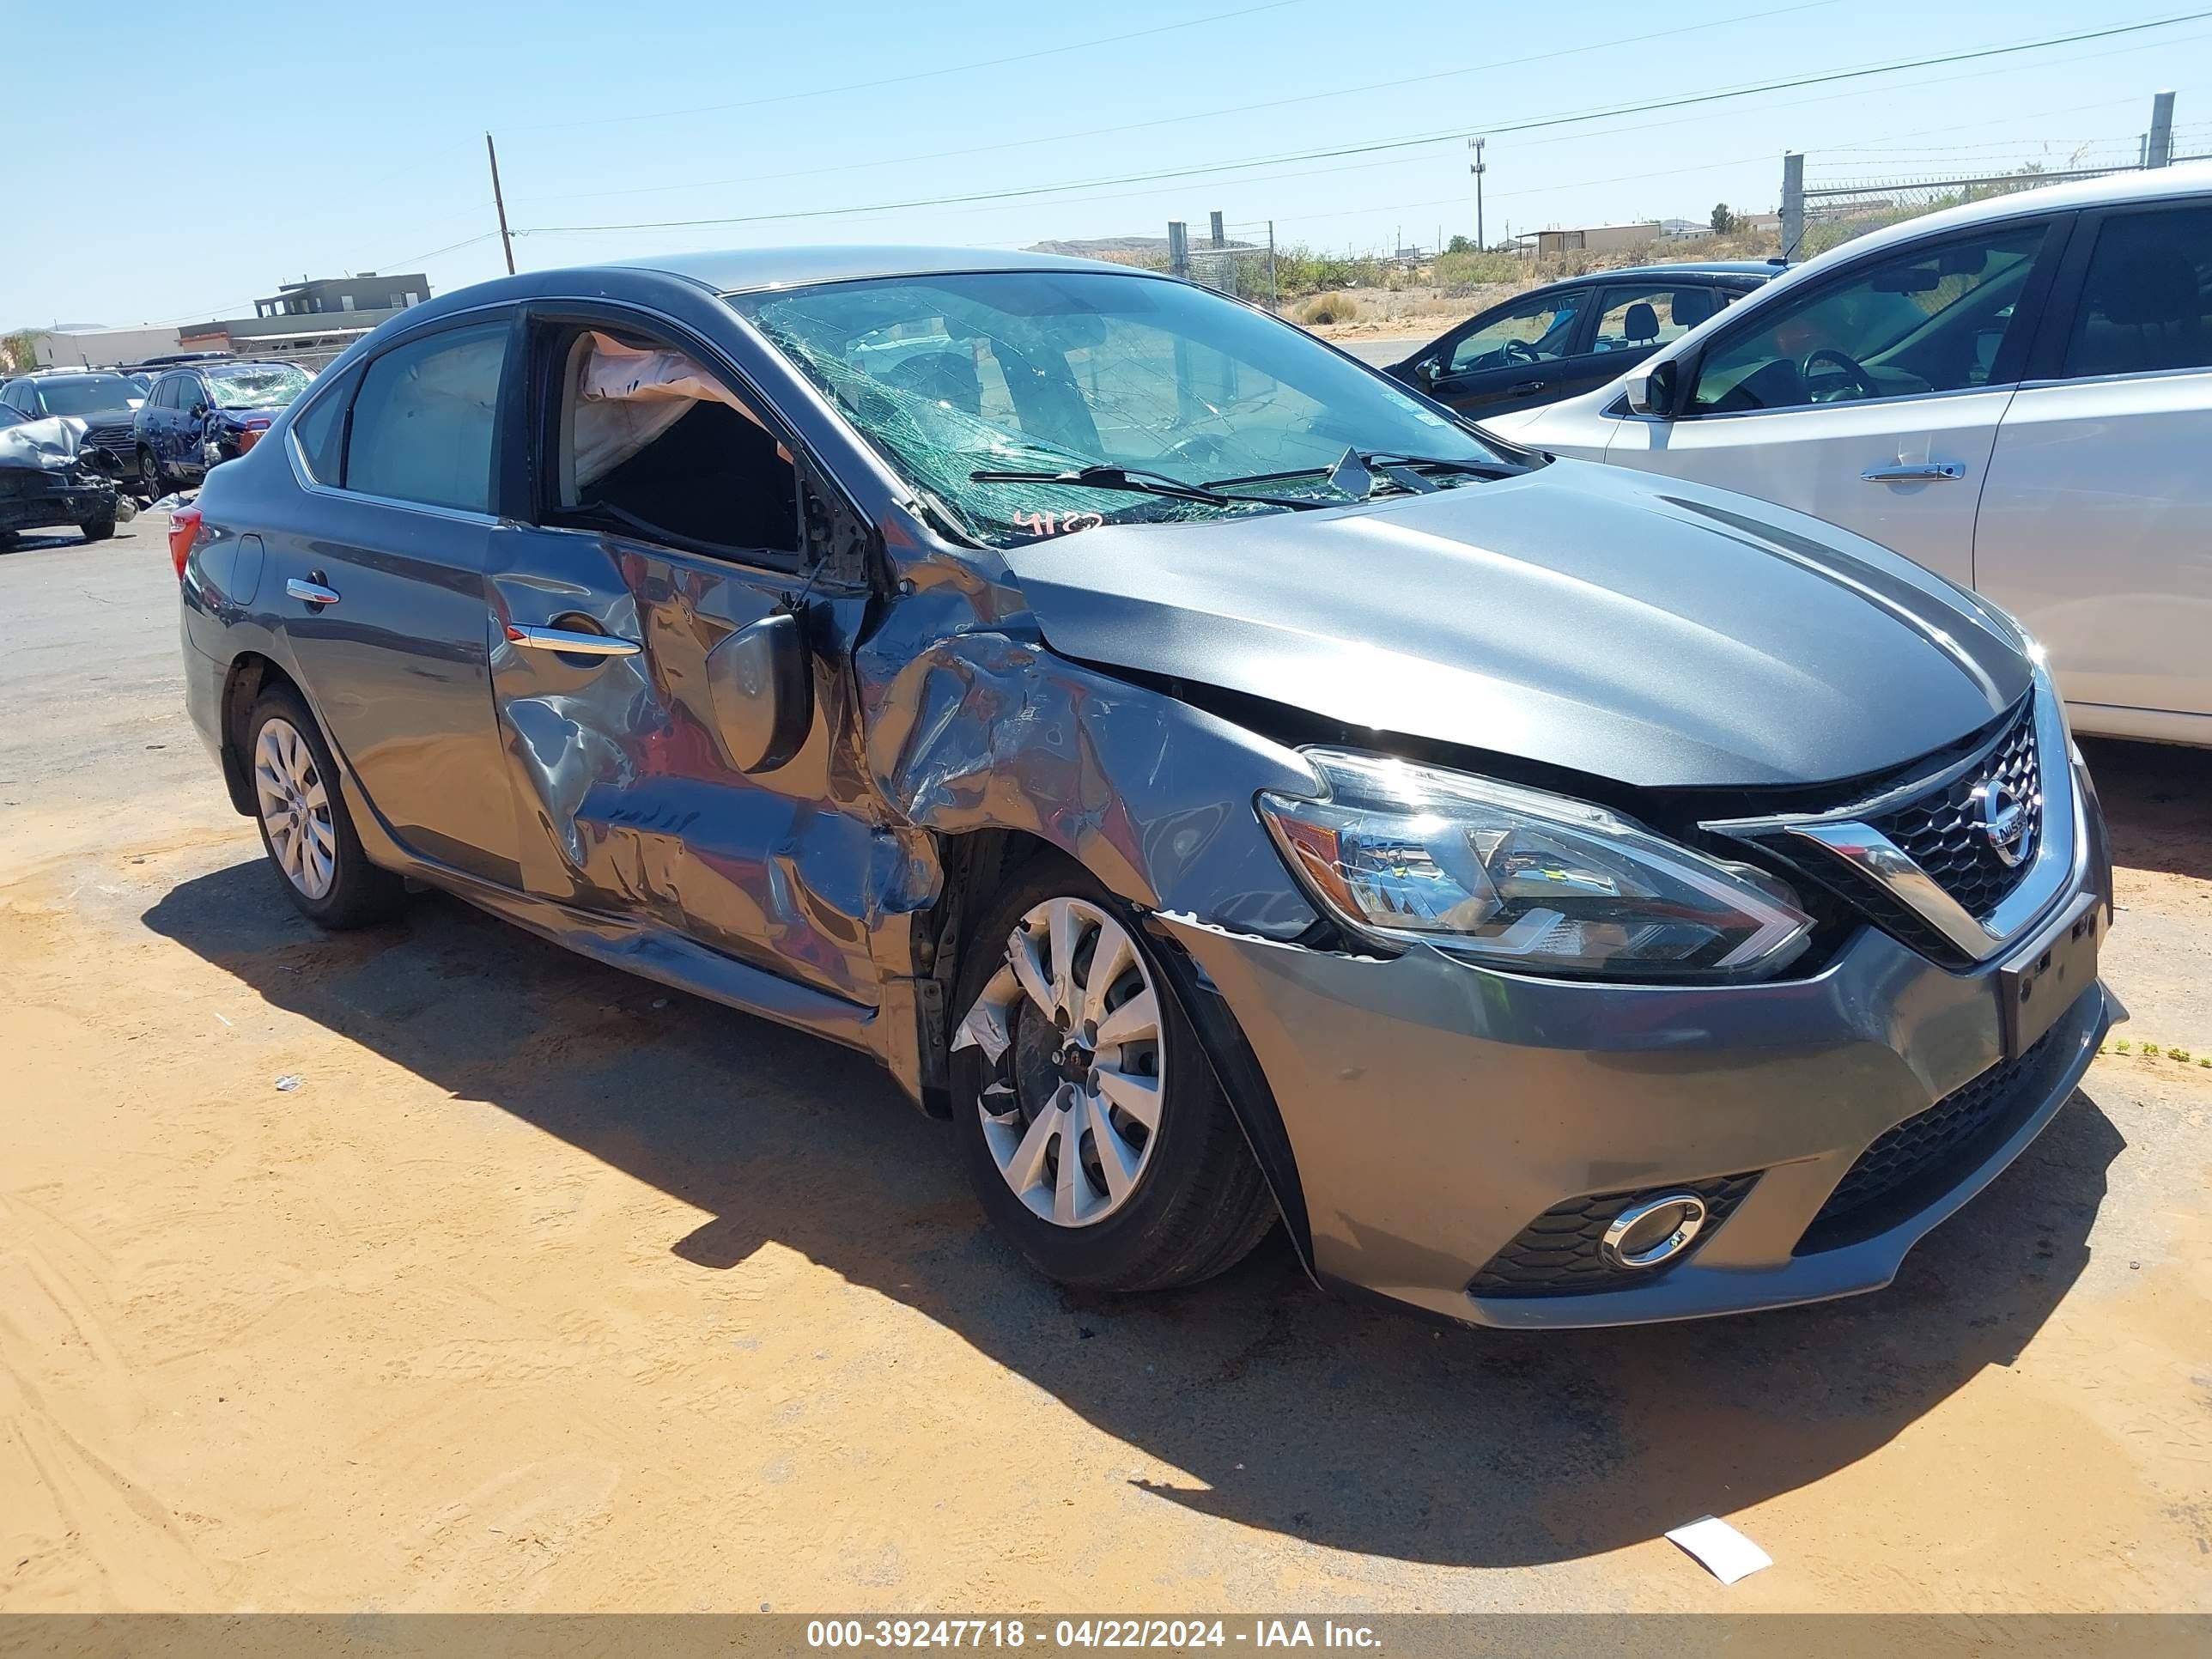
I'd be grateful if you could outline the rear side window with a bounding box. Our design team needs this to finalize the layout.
[2063,205,2212,380]
[1589,284,1719,354]
[343,322,507,513]
[289,365,358,485]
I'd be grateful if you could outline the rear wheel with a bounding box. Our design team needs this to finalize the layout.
[949,854,1277,1293]
[246,685,404,929]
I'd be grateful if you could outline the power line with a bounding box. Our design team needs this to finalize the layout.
[519,11,2212,238]
[508,0,1844,207]
[509,0,1311,133]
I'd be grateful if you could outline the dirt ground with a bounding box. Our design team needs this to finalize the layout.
[3,519,2209,1613]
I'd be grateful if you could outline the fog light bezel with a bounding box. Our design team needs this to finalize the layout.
[1600,1192,1710,1269]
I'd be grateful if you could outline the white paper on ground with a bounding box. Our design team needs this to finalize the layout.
[1663,1515,1773,1584]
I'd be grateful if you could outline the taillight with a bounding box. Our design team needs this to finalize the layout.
[169,505,203,580]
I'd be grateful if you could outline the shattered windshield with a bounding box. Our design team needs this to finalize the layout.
[730,270,1503,546]
[35,376,136,416]
[209,363,312,410]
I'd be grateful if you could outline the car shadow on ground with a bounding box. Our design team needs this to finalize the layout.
[143,858,2124,1569]
[2080,735,2212,883]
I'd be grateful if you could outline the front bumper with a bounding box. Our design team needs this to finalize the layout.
[1164,756,2118,1329]
[0,471,118,534]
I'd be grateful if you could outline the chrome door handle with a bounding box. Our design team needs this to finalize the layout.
[286,578,341,605]
[503,623,641,658]
[1862,462,1965,483]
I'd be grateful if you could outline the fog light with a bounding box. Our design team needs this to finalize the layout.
[1601,1192,1709,1269]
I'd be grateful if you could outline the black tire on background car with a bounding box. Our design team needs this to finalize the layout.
[81,513,116,543]
[138,447,167,498]
[948,852,1278,1293]
[245,684,405,929]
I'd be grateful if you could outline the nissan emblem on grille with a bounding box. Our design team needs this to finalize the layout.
[1972,778,2033,868]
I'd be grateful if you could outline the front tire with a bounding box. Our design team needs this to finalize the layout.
[81,513,116,543]
[246,685,404,929]
[949,854,1277,1293]
[138,446,167,498]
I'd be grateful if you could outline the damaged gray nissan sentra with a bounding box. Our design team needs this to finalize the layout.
[178,246,2118,1328]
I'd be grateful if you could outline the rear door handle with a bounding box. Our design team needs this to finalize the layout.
[504,623,641,658]
[1862,462,1965,483]
[286,578,340,605]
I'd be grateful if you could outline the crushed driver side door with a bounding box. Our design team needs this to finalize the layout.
[484,301,905,1011]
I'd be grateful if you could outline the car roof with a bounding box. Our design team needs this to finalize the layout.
[1563,260,1780,280]
[612,243,1158,293]
[19,368,137,380]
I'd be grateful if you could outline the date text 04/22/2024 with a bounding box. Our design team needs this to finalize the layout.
[804,1618,1383,1650]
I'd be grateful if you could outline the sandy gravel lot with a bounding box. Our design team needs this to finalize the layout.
[3,519,2209,1613]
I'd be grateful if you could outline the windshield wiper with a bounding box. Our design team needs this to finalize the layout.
[969,464,1324,511]
[1205,450,1523,495]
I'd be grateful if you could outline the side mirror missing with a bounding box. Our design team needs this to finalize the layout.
[706,611,814,775]
[1627,357,1680,418]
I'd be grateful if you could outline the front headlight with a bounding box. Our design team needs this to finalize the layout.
[1257,749,1814,981]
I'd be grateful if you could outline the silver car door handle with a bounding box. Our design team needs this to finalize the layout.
[1862,462,1965,483]
[286,578,341,605]
[503,623,641,658]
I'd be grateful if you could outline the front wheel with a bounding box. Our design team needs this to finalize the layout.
[246,685,405,929]
[81,513,116,544]
[138,447,167,498]
[949,854,1277,1293]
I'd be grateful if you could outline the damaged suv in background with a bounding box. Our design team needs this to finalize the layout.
[176,248,2116,1329]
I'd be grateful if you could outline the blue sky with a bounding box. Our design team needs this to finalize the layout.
[9,0,2209,328]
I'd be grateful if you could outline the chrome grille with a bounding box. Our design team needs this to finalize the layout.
[82,419,137,453]
[1865,698,2041,921]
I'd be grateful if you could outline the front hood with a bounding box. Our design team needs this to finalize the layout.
[1000,459,2031,790]
[0,415,94,475]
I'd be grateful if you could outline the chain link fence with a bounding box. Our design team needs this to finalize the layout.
[1790,117,2212,258]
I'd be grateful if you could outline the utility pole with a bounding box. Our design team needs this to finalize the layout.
[1469,137,1487,250]
[1779,151,1805,260]
[486,132,516,276]
[2148,89,2177,167]
[1267,220,1277,313]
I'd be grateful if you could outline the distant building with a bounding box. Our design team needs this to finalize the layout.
[1659,218,1711,240]
[1532,222,1662,256]
[179,272,431,363]
[33,322,187,368]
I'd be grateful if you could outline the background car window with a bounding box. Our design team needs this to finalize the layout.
[1691,223,2047,413]
[147,377,172,409]
[550,328,798,556]
[1589,285,1719,354]
[2063,205,2212,379]
[343,322,507,514]
[33,375,136,416]
[1447,293,1584,373]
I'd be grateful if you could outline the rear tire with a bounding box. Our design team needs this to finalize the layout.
[949,852,1278,1293]
[246,684,405,930]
